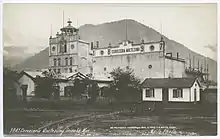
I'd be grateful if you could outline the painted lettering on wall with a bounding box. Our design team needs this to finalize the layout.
[112,47,140,54]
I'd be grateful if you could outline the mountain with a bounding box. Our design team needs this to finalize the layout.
[3,46,33,67]
[13,19,217,82]
[14,48,49,71]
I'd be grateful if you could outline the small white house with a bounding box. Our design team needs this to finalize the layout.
[17,71,77,97]
[18,71,45,96]
[141,77,201,103]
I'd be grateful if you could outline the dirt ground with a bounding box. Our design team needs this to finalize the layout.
[4,106,217,136]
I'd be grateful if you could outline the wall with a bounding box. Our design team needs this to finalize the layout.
[93,52,165,81]
[165,58,185,78]
[142,88,162,101]
[57,81,74,96]
[168,88,190,102]
[190,80,200,101]
[77,42,93,75]
[14,82,22,96]
[49,55,78,73]
[93,45,185,81]
[18,75,35,96]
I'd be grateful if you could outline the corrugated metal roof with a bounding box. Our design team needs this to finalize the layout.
[141,77,198,88]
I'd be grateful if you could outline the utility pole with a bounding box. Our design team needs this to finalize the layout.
[62,10,65,28]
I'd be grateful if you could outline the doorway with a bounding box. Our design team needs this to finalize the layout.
[162,88,169,103]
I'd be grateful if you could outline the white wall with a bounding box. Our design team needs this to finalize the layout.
[57,81,74,96]
[18,75,35,96]
[142,88,162,101]
[190,80,200,101]
[168,88,190,102]
[14,82,22,96]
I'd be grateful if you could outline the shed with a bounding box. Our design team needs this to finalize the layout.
[141,77,201,103]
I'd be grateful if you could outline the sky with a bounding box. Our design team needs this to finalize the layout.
[3,3,217,60]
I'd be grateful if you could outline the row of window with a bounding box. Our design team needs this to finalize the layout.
[53,57,74,66]
[145,88,187,98]
[52,44,75,52]
[53,68,77,73]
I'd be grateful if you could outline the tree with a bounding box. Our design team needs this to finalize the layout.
[87,81,99,104]
[109,67,141,102]
[3,67,20,108]
[35,71,56,99]
[72,78,87,98]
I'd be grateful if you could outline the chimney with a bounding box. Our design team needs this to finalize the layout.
[108,42,111,48]
[177,52,179,59]
[96,41,99,48]
[91,42,93,50]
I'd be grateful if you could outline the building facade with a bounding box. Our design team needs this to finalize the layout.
[141,77,201,103]
[49,20,93,75]
[92,37,186,81]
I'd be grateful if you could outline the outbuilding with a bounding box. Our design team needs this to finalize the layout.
[141,77,201,110]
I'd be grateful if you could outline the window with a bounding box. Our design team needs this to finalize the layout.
[150,45,155,51]
[65,57,68,65]
[64,44,67,52]
[148,64,152,69]
[53,58,57,66]
[173,88,183,98]
[58,58,61,66]
[70,57,73,65]
[52,46,55,51]
[71,44,75,49]
[145,88,154,97]
[100,50,104,55]
[69,68,73,73]
[104,67,107,71]
[57,69,61,74]
[59,45,62,52]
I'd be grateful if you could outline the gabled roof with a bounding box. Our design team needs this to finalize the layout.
[67,72,90,80]
[141,77,200,88]
[21,71,46,80]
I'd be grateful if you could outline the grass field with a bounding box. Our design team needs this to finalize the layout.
[4,102,217,136]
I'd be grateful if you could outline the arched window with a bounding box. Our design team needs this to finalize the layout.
[58,58,61,66]
[59,45,62,53]
[65,57,68,65]
[70,57,73,65]
[53,58,57,66]
[64,44,67,52]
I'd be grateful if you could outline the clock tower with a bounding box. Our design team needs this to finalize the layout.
[49,19,93,75]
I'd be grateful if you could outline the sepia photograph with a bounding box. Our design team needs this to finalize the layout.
[2,2,218,137]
